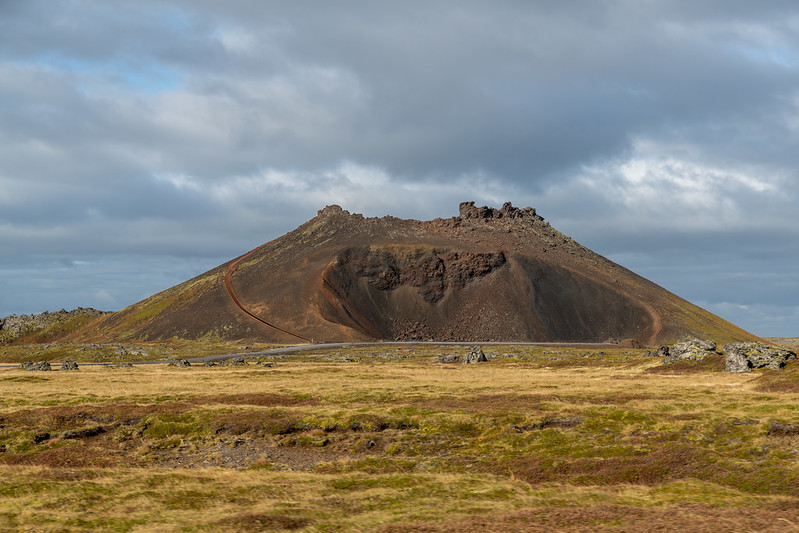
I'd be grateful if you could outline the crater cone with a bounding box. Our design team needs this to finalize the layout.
[76,202,759,345]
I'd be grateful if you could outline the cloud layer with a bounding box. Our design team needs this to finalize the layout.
[1,1,797,335]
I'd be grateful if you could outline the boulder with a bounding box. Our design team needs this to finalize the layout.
[60,360,79,371]
[436,354,460,363]
[617,338,642,348]
[724,349,750,373]
[168,359,191,367]
[462,346,488,364]
[664,339,716,362]
[723,342,796,373]
[21,361,51,371]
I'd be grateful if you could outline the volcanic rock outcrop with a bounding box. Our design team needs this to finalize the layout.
[75,202,760,345]
[1,308,106,343]
[723,342,796,372]
[662,339,718,363]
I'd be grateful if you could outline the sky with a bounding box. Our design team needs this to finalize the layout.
[1,1,798,336]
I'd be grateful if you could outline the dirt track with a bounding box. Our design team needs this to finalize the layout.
[224,241,314,343]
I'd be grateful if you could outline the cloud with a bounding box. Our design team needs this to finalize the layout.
[212,26,255,54]
[156,161,519,224]
[1,1,798,335]
[571,142,788,233]
[704,302,799,338]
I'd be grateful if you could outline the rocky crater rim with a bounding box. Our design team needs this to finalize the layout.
[316,201,545,225]
[456,201,543,222]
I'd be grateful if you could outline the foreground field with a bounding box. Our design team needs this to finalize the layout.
[2,345,799,531]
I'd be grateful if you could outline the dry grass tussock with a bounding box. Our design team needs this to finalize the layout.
[1,344,798,530]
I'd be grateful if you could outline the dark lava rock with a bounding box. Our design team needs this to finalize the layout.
[203,361,217,367]
[21,361,51,371]
[168,359,191,367]
[768,421,799,436]
[61,426,106,439]
[511,417,583,431]
[436,354,460,363]
[222,356,247,366]
[60,360,79,371]
[458,201,540,221]
[723,342,796,373]
[330,247,507,305]
[462,346,488,364]
[730,418,759,426]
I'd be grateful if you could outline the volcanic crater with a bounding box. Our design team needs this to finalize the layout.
[77,202,758,345]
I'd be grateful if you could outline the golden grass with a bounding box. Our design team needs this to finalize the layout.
[1,346,798,530]
[2,467,796,532]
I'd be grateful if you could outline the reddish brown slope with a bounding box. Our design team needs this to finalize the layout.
[78,203,758,345]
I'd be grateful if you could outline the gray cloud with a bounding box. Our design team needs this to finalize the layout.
[1,1,798,335]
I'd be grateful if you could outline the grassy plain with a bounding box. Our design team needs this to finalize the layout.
[1,344,799,531]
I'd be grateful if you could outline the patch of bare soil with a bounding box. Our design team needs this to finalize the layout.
[216,513,312,531]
